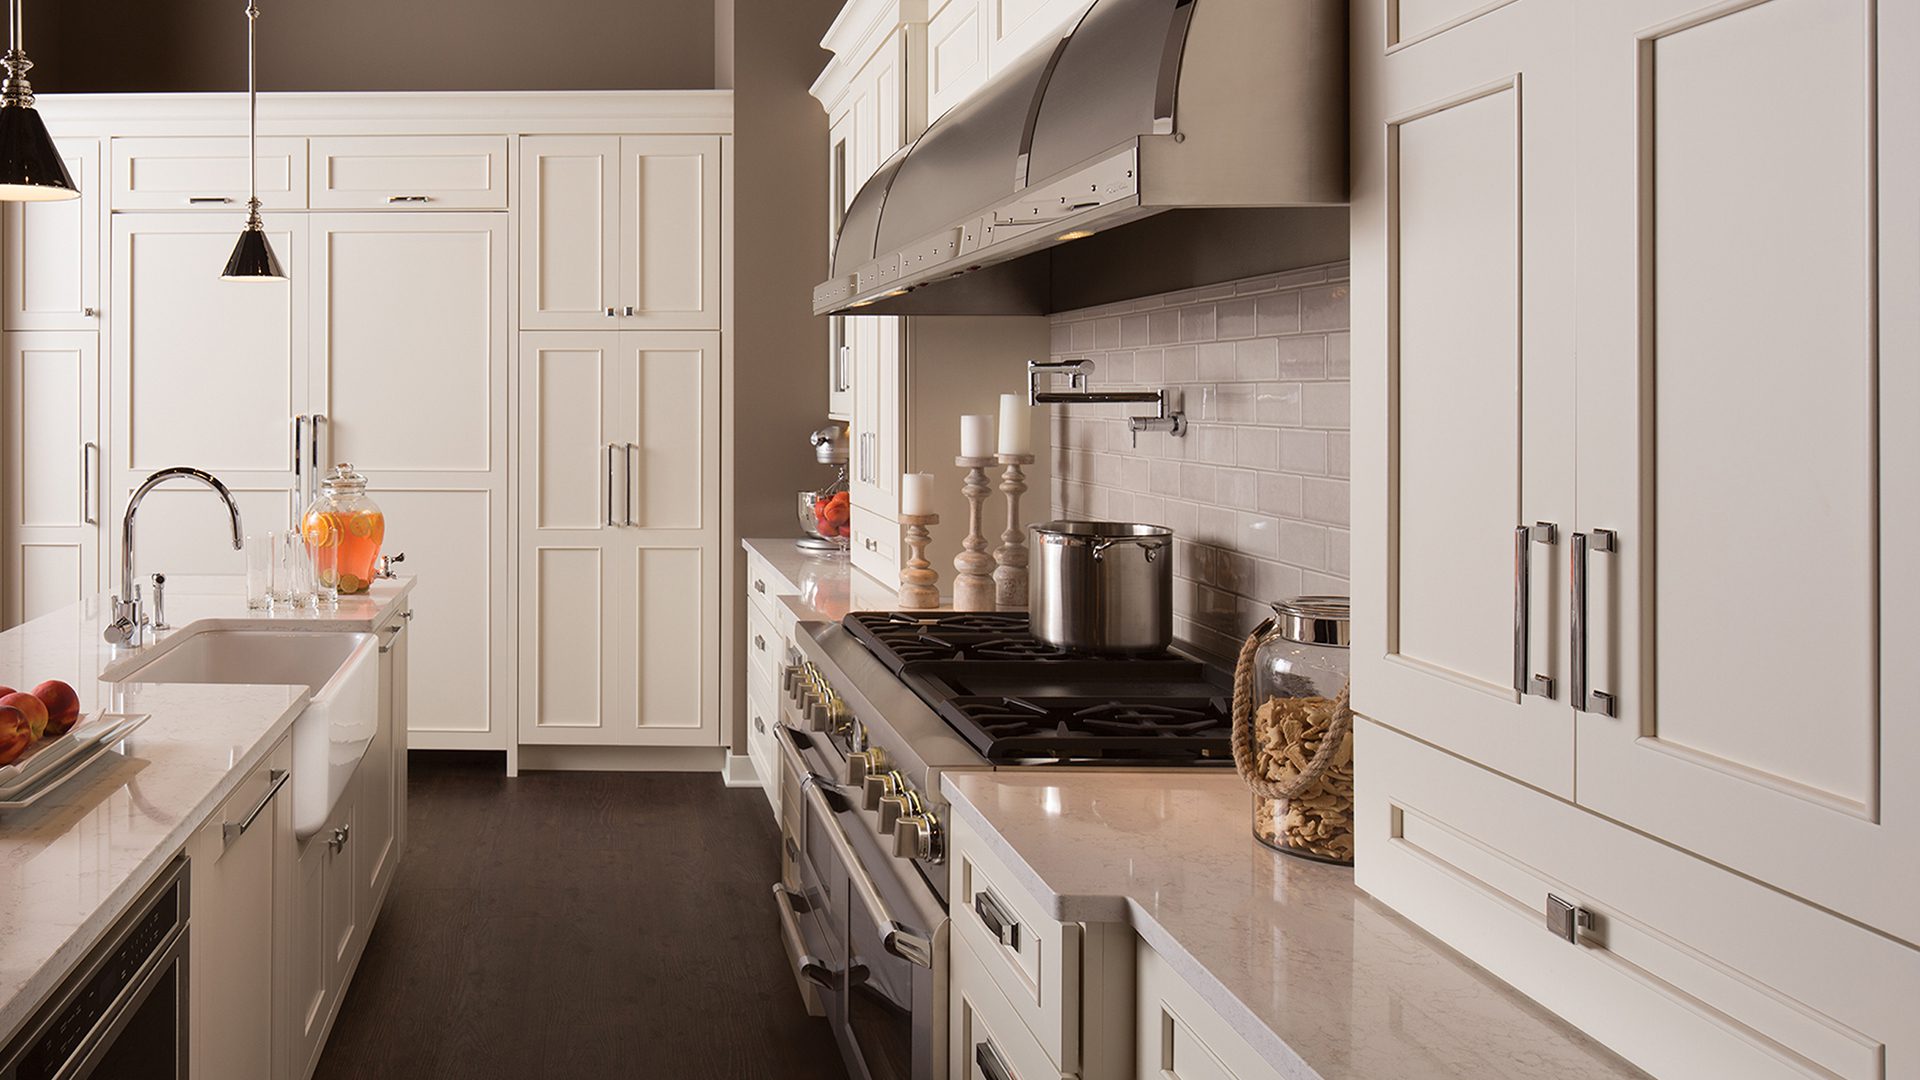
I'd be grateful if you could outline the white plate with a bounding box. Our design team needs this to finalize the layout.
[0,712,128,793]
[0,714,151,808]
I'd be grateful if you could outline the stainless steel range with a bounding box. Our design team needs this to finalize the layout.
[770,611,1233,1080]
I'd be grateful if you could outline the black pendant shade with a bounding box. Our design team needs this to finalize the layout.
[0,98,76,201]
[222,221,284,280]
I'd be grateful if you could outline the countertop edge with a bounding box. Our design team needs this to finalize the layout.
[940,776,1328,1080]
[0,690,311,1047]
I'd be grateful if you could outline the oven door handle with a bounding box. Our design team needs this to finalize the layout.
[776,724,935,969]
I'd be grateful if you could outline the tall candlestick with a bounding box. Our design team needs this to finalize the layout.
[997,393,1031,455]
[953,456,996,611]
[992,452,1035,609]
[901,472,935,516]
[959,414,994,460]
[897,513,940,609]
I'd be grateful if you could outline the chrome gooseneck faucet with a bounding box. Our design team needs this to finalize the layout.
[106,467,244,647]
[1027,358,1188,447]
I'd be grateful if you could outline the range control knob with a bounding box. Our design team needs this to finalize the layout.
[862,771,899,811]
[893,812,943,863]
[781,664,802,696]
[845,750,873,787]
[805,697,833,732]
[877,790,918,835]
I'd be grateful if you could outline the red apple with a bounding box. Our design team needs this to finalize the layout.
[32,680,81,737]
[0,705,30,766]
[0,692,47,740]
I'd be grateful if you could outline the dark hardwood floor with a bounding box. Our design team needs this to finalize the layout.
[314,753,849,1080]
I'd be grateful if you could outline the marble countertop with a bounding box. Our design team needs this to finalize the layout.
[942,771,1644,1080]
[741,537,908,623]
[0,580,415,1044]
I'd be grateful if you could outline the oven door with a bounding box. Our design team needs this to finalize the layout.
[777,723,949,1080]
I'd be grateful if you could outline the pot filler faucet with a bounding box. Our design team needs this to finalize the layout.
[1027,359,1187,447]
[106,467,245,647]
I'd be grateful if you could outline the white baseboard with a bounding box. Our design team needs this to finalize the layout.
[721,752,764,788]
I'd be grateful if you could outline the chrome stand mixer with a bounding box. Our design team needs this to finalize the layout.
[796,423,850,553]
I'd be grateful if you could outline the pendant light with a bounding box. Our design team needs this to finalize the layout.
[221,0,283,280]
[0,0,78,201]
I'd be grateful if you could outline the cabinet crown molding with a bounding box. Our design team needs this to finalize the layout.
[810,0,927,108]
[37,90,734,136]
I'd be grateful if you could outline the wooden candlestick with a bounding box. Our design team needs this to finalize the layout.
[897,513,941,609]
[953,456,997,611]
[992,453,1035,610]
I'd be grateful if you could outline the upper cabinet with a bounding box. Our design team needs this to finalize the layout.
[924,0,1089,123]
[309,135,508,210]
[110,136,308,210]
[3,137,101,331]
[519,134,722,331]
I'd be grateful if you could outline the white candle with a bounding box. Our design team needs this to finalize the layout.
[959,414,994,459]
[997,393,1031,455]
[902,472,935,516]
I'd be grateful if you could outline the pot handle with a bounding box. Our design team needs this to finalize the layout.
[1089,537,1165,562]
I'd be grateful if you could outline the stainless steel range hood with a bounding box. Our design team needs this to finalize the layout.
[813,0,1348,318]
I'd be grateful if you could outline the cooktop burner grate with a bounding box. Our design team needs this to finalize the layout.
[843,612,1235,765]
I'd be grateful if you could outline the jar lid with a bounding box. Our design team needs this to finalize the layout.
[320,463,367,495]
[1270,595,1350,647]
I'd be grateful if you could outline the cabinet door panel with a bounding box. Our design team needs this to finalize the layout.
[188,744,285,1080]
[928,0,987,120]
[526,335,618,531]
[112,214,304,477]
[526,546,611,732]
[617,135,721,329]
[1351,0,1576,795]
[3,331,100,624]
[3,137,100,331]
[310,135,507,210]
[110,136,307,210]
[380,489,498,738]
[1574,0,1919,943]
[630,546,713,739]
[519,136,619,329]
[625,332,713,529]
[312,213,504,473]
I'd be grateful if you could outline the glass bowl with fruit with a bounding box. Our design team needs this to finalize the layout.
[798,487,851,552]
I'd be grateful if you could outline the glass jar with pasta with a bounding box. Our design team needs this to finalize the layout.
[1232,596,1353,864]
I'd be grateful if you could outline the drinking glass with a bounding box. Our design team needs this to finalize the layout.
[245,533,274,610]
[272,531,312,608]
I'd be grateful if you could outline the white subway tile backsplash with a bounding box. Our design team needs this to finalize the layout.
[1050,265,1349,646]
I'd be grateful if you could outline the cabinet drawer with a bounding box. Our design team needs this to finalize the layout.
[746,597,783,691]
[1356,719,1920,1080]
[952,932,1065,1080]
[111,136,308,210]
[1136,942,1282,1080]
[745,548,789,626]
[310,135,508,209]
[951,814,1134,1077]
[849,505,901,587]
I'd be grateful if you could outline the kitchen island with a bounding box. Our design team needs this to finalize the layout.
[0,580,414,1056]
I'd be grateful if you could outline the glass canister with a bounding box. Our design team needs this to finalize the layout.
[1231,596,1353,864]
[301,464,386,596]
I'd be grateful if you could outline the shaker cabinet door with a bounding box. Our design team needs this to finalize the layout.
[519,135,621,330]
[1349,0,1579,795]
[616,135,722,330]
[2,136,100,331]
[2,331,100,627]
[1570,0,1920,944]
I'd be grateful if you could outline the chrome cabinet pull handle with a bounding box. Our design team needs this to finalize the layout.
[754,634,766,652]
[82,306,98,318]
[291,415,306,509]
[605,307,617,318]
[973,890,1020,949]
[624,305,636,317]
[604,444,617,526]
[753,578,766,595]
[309,413,327,505]
[223,768,289,848]
[1571,529,1618,716]
[82,441,99,524]
[975,1040,1014,1080]
[188,195,232,204]
[1514,523,1558,698]
[328,823,351,852]
[623,442,637,527]
[386,194,431,203]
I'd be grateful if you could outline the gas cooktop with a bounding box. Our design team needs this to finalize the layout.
[843,612,1234,765]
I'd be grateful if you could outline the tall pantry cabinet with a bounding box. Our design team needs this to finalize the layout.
[1,93,733,767]
[1351,1,1920,1077]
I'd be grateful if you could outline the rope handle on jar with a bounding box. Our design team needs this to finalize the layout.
[1231,618,1353,801]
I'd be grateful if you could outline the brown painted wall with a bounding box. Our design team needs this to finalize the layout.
[27,0,716,92]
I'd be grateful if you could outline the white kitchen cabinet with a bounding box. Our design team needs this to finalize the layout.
[308,211,509,751]
[1350,0,1920,1071]
[517,330,723,748]
[1,332,100,627]
[308,135,508,210]
[2,136,100,331]
[1135,943,1281,1080]
[108,211,307,592]
[983,0,1085,85]
[926,0,987,121]
[291,782,356,1080]
[826,112,856,422]
[519,134,722,331]
[110,135,308,210]
[189,735,293,1080]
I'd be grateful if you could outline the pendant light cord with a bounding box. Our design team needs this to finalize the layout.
[244,0,260,223]
[3,0,31,107]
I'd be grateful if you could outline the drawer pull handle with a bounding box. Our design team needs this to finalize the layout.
[754,713,767,734]
[222,768,289,848]
[975,1040,1014,1080]
[188,195,233,204]
[1571,529,1618,716]
[1546,893,1595,943]
[754,634,766,652]
[387,194,432,203]
[328,823,352,853]
[973,890,1020,950]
